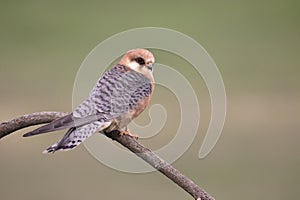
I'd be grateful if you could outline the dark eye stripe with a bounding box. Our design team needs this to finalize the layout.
[135,57,145,65]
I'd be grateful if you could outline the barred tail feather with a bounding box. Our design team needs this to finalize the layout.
[43,121,111,154]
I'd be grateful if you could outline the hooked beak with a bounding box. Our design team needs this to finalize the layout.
[147,64,153,71]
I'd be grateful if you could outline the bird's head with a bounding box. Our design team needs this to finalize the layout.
[119,49,155,75]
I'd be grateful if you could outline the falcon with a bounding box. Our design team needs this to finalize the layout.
[23,49,155,153]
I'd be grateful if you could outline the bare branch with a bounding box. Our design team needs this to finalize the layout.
[0,112,215,200]
[0,112,69,139]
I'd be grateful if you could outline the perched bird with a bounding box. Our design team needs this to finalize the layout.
[23,49,155,153]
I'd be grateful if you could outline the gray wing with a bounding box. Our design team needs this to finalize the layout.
[23,113,102,137]
[88,64,153,121]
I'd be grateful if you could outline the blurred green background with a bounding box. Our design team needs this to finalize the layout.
[0,1,299,200]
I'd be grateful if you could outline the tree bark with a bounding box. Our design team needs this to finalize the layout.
[0,111,215,200]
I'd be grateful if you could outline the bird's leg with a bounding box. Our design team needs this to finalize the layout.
[120,126,139,139]
[103,120,119,133]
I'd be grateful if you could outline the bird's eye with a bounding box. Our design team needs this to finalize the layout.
[135,57,145,65]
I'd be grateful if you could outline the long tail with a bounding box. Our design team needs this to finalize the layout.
[43,121,111,154]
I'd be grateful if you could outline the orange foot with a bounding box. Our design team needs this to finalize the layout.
[120,127,139,139]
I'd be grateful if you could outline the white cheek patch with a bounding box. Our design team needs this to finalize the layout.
[127,62,140,70]
[127,62,153,77]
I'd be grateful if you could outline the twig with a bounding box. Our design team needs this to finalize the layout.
[0,112,69,139]
[0,111,215,200]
